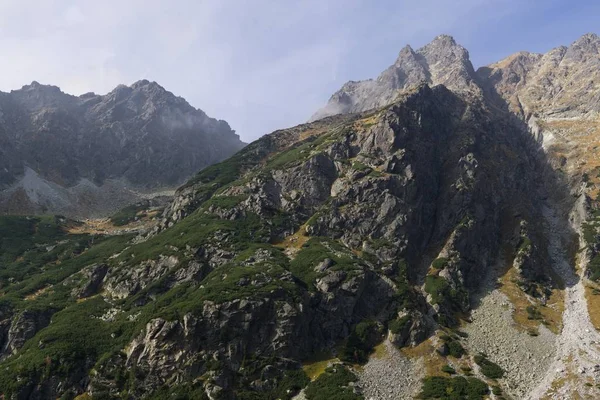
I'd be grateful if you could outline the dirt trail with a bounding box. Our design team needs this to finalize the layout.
[526,203,600,399]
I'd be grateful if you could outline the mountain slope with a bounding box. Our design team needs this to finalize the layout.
[0,80,245,217]
[0,83,566,399]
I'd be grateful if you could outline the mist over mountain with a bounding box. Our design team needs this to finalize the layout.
[0,80,245,217]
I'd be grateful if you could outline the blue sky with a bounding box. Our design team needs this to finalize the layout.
[0,0,597,142]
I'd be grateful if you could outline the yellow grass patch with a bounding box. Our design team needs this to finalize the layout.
[301,350,338,381]
[371,341,389,360]
[24,286,51,301]
[401,338,448,376]
[273,224,309,259]
[499,266,564,334]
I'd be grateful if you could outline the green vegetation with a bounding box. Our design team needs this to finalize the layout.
[0,215,71,286]
[289,237,363,289]
[118,210,271,264]
[110,202,148,226]
[526,305,543,320]
[150,253,301,320]
[234,356,310,399]
[474,354,504,379]
[447,341,466,358]
[583,209,600,247]
[583,208,600,281]
[0,215,133,308]
[340,320,381,364]
[204,194,247,210]
[424,276,449,304]
[424,276,467,309]
[146,384,209,400]
[441,364,456,375]
[388,315,411,334]
[351,161,371,172]
[589,253,600,281]
[419,376,489,399]
[0,215,137,395]
[305,365,363,400]
[264,128,343,172]
[439,335,466,358]
[0,297,128,393]
[431,258,450,270]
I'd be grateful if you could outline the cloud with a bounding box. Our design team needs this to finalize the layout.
[0,0,597,141]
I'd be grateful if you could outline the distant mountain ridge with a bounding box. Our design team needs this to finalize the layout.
[312,33,600,123]
[0,80,245,216]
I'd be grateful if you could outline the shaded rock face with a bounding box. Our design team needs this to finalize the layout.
[0,80,245,217]
[0,310,53,360]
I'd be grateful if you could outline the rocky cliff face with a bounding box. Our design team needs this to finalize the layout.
[0,80,245,217]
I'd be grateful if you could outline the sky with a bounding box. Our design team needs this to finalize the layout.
[0,0,598,142]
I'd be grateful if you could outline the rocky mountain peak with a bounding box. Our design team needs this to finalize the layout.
[9,81,75,111]
[311,34,479,121]
[428,34,459,48]
[572,32,600,47]
[395,44,417,61]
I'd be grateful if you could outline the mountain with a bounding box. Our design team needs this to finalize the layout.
[1,33,600,400]
[310,35,481,121]
[0,80,245,217]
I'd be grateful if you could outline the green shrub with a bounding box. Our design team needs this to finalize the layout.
[474,354,504,379]
[289,238,362,289]
[389,315,411,334]
[424,276,449,304]
[340,320,380,364]
[235,368,309,400]
[441,365,456,375]
[588,253,600,282]
[440,335,465,358]
[447,341,466,358]
[110,202,148,226]
[305,365,362,400]
[420,376,489,399]
[526,305,543,320]
[431,258,449,270]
